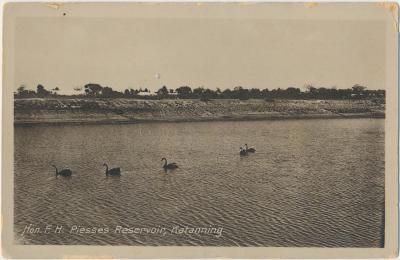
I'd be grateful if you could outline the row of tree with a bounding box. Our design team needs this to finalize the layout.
[16,84,61,98]
[15,83,385,100]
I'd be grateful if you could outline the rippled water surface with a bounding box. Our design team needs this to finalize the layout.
[14,119,384,247]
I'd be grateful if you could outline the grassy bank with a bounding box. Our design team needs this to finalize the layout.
[14,98,385,125]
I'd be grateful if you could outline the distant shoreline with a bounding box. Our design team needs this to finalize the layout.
[14,98,385,126]
[14,113,385,127]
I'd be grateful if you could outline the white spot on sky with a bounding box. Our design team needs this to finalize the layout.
[155,73,160,80]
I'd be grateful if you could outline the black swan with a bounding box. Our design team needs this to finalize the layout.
[161,158,178,169]
[103,163,121,176]
[51,164,72,177]
[239,147,248,156]
[245,144,256,153]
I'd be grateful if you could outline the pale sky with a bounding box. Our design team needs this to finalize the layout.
[15,17,386,94]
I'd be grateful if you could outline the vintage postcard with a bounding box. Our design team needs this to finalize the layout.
[2,2,398,259]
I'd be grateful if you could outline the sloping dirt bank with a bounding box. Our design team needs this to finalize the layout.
[14,98,385,126]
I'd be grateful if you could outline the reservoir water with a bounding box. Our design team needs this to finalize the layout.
[14,118,385,247]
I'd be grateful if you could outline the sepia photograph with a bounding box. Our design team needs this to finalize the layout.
[2,2,398,259]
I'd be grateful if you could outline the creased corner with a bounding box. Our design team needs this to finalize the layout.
[378,2,399,31]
